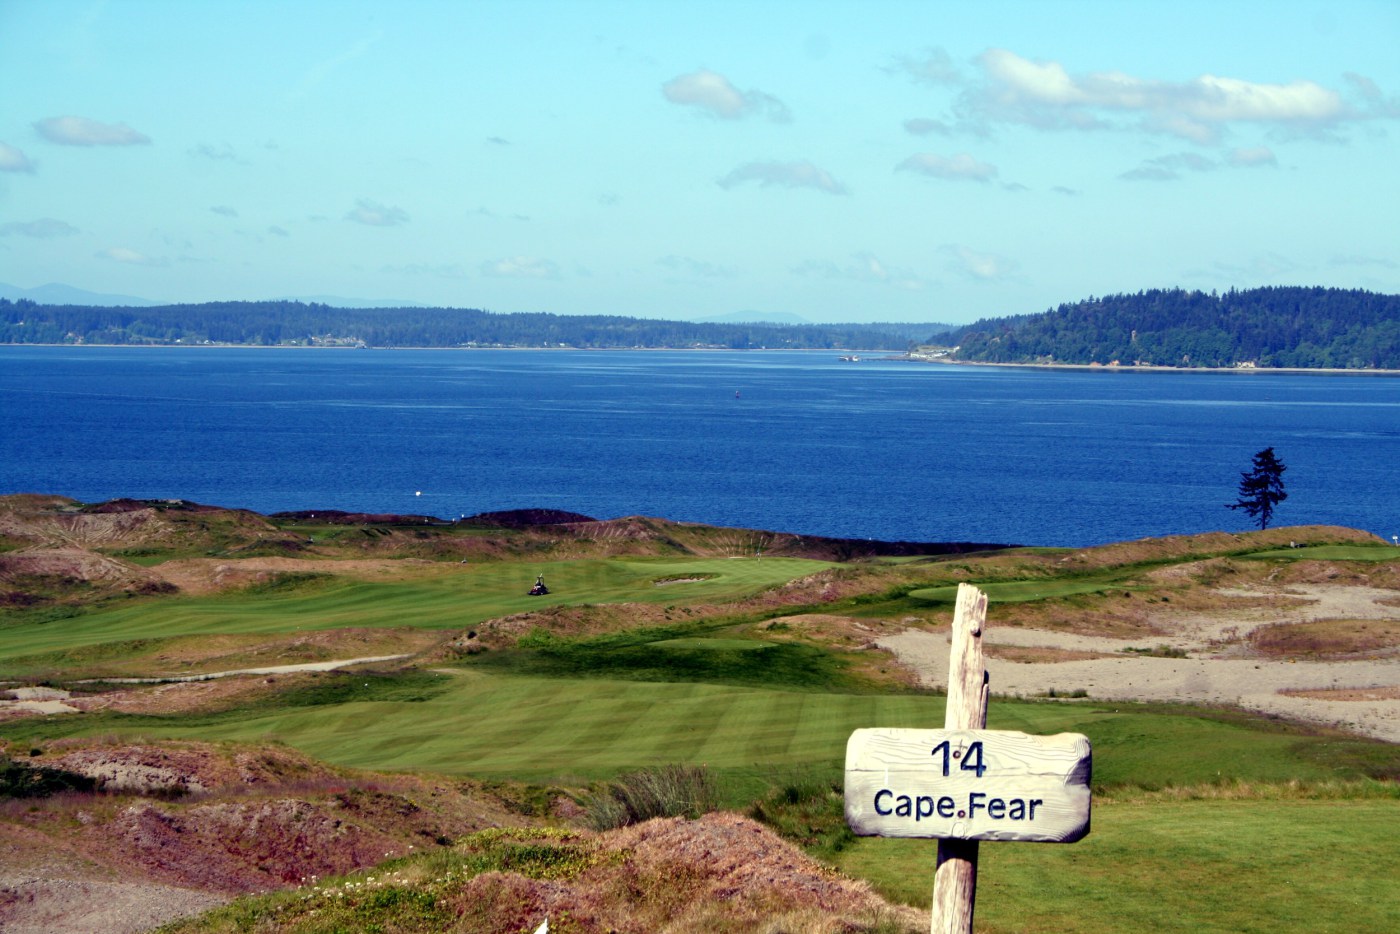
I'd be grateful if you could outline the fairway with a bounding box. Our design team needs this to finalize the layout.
[0,556,830,674]
[908,580,1117,604]
[22,669,1397,790]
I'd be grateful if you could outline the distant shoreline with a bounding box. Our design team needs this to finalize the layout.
[910,354,1400,377]
[5,342,1400,375]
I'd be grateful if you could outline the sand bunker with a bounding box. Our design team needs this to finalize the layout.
[880,584,1400,743]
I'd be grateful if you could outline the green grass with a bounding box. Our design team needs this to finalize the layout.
[483,623,858,689]
[648,637,771,651]
[7,670,1397,789]
[907,579,1121,604]
[0,556,830,677]
[1243,544,1400,562]
[839,798,1400,933]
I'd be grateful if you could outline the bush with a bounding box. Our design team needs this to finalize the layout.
[0,754,100,798]
[583,764,718,830]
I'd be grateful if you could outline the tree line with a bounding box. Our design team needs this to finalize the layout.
[945,287,1400,369]
[0,299,926,351]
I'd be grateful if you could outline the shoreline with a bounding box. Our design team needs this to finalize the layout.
[4,342,1400,374]
[907,354,1400,377]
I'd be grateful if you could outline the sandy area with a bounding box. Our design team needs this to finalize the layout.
[880,584,1400,743]
[0,656,409,720]
[0,873,226,934]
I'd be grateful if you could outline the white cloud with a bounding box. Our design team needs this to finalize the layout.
[290,31,382,102]
[794,252,927,290]
[480,255,560,279]
[0,142,35,172]
[384,262,467,278]
[662,69,791,122]
[34,115,151,146]
[658,255,737,279]
[892,47,961,86]
[1228,146,1278,167]
[903,118,952,136]
[0,218,79,238]
[1119,163,1179,182]
[190,142,244,162]
[942,245,1018,282]
[965,48,1358,142]
[267,225,289,237]
[1120,152,1216,181]
[346,199,409,227]
[896,152,998,183]
[1122,148,1280,181]
[96,246,166,266]
[717,160,848,195]
[211,205,238,217]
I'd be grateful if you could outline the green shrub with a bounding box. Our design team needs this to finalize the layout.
[0,754,99,798]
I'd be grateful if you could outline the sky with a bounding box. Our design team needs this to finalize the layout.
[1,0,1398,325]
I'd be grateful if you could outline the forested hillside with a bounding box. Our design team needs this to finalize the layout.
[0,299,922,350]
[948,287,1400,369]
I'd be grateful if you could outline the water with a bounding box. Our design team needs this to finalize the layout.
[3,346,1398,547]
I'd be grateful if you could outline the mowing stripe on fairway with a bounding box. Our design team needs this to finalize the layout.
[37,669,1397,788]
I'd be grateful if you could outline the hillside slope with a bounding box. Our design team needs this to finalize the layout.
[947,286,1400,368]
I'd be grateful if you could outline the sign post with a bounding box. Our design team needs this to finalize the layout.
[844,584,1092,934]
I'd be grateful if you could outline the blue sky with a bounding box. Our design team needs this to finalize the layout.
[1,0,1397,324]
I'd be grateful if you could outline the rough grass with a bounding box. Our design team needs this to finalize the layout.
[582,764,719,830]
[156,815,922,934]
[1249,618,1400,658]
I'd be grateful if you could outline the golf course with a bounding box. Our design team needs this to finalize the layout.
[2,496,1398,932]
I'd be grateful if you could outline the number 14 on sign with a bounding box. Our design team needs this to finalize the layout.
[931,739,985,778]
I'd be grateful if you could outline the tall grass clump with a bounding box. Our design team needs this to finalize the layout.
[584,764,718,830]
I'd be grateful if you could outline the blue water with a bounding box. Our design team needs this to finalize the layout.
[2,347,1398,547]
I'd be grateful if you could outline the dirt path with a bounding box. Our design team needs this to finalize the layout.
[879,585,1400,743]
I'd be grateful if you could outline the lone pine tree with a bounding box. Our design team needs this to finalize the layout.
[1228,447,1288,530]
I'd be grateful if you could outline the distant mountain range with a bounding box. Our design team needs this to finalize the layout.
[0,282,430,310]
[0,281,161,307]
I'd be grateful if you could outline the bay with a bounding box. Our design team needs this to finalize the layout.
[2,346,1398,548]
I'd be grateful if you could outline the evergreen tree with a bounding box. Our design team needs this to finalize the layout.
[1228,447,1288,529]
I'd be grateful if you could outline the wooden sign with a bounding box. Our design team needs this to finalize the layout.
[845,727,1091,843]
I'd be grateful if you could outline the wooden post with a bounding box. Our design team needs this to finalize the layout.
[932,583,989,934]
